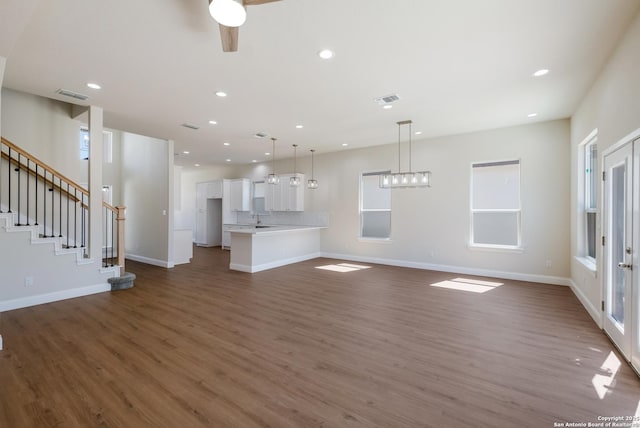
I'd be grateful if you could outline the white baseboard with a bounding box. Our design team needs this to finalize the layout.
[231,252,322,273]
[320,252,571,286]
[568,279,603,328]
[125,253,174,268]
[0,283,111,312]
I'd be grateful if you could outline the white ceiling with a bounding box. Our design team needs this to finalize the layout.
[2,0,640,168]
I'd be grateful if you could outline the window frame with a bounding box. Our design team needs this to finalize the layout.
[469,159,522,250]
[578,130,598,270]
[359,170,392,241]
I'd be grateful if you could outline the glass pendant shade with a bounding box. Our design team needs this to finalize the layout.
[268,137,279,185]
[209,0,247,27]
[307,149,318,189]
[290,144,300,187]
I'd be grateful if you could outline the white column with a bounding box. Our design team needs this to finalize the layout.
[167,139,175,267]
[88,105,104,261]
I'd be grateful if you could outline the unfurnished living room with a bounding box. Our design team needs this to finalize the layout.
[2,1,640,427]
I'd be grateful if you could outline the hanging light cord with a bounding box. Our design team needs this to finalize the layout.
[272,138,276,175]
[311,149,315,179]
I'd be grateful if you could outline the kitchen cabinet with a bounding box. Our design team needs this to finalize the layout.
[229,179,250,211]
[264,174,304,211]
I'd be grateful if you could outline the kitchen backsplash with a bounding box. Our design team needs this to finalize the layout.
[236,211,329,227]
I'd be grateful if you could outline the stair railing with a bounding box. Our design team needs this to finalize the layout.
[1,137,125,271]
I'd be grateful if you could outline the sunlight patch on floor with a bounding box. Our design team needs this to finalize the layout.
[429,277,503,293]
[592,351,622,399]
[315,263,372,273]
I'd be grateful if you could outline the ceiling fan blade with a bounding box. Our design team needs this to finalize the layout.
[243,0,281,5]
[219,24,239,52]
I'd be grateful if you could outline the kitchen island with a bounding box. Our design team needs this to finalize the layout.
[229,225,325,273]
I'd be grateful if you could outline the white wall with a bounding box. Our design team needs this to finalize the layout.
[122,132,173,266]
[1,88,88,184]
[571,11,640,323]
[236,119,571,282]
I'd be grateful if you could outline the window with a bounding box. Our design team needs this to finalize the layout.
[79,127,113,163]
[471,160,521,248]
[581,134,598,262]
[360,171,391,239]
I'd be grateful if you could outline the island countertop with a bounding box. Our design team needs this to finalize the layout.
[227,224,326,235]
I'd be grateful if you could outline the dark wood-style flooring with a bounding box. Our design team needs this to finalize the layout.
[1,246,640,427]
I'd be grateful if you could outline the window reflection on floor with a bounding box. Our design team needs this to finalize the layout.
[592,351,621,399]
[430,277,503,293]
[315,263,372,273]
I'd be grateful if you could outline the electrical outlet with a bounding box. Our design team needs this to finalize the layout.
[24,276,34,287]
[545,260,552,269]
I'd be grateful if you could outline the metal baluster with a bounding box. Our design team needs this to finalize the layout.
[43,169,47,236]
[25,159,30,225]
[66,183,70,248]
[81,193,86,251]
[73,188,77,248]
[8,147,12,214]
[50,172,54,237]
[34,164,38,228]
[16,153,21,225]
[58,177,62,237]
[104,206,108,267]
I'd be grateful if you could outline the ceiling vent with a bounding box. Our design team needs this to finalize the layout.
[181,123,200,130]
[374,94,400,105]
[55,88,89,101]
[254,132,268,138]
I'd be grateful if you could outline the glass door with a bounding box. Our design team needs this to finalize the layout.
[603,143,633,359]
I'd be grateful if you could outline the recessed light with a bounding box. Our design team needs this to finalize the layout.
[194,163,200,167]
[183,151,190,154]
[318,49,334,59]
[209,120,217,125]
[532,69,549,77]
[226,159,231,162]
[415,131,423,135]
[296,125,304,129]
[86,82,101,90]
[265,152,270,156]
[342,143,348,147]
[223,142,230,146]
[215,91,227,97]
[383,105,393,110]
[528,113,538,118]
[252,160,257,163]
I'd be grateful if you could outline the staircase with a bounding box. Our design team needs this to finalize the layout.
[0,137,124,313]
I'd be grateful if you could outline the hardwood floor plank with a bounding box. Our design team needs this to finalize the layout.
[1,246,640,427]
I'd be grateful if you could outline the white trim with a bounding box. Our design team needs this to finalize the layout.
[230,252,321,273]
[467,244,524,254]
[0,283,111,312]
[602,127,640,156]
[125,253,174,268]
[568,279,603,328]
[574,256,597,277]
[320,252,571,286]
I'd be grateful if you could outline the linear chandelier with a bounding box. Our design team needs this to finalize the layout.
[380,120,431,189]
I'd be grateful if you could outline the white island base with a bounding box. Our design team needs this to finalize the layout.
[229,226,323,273]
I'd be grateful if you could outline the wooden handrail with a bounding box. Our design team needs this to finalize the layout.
[1,137,89,196]
[1,151,84,204]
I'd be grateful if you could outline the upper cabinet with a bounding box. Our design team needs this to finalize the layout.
[264,173,305,211]
[207,181,223,199]
[228,178,250,212]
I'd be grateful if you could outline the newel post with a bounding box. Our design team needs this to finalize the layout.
[116,205,126,275]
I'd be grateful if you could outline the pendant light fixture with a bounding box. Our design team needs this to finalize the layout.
[290,144,301,187]
[267,137,279,185]
[380,120,431,189]
[307,149,318,189]
[209,0,247,28]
